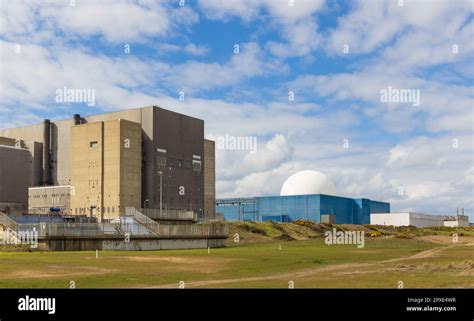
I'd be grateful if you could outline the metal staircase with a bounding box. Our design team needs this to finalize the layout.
[124,207,161,235]
[0,213,18,231]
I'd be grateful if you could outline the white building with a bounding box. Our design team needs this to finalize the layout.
[371,212,471,228]
[370,212,445,228]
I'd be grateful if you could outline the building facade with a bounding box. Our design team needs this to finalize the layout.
[0,142,31,214]
[371,212,471,228]
[370,212,445,227]
[0,106,216,221]
[28,185,71,214]
[216,194,390,224]
[70,119,142,221]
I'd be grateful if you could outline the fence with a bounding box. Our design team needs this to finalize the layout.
[16,217,228,239]
[138,208,197,221]
[18,222,122,238]
[0,213,18,231]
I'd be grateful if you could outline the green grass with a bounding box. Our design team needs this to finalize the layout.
[1,222,473,288]
[0,237,459,288]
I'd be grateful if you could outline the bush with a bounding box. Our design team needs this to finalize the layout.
[366,231,383,238]
[238,222,267,236]
[292,220,314,227]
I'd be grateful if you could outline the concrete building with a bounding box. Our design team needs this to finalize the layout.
[370,212,445,228]
[204,139,216,220]
[443,215,469,227]
[28,185,71,214]
[371,212,471,228]
[0,106,216,221]
[0,142,31,214]
[70,119,142,221]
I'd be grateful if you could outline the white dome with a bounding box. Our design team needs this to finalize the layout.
[280,170,337,196]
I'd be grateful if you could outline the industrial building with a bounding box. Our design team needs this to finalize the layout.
[28,185,71,214]
[216,170,390,224]
[371,212,470,228]
[0,106,227,250]
[0,106,216,221]
[0,137,42,215]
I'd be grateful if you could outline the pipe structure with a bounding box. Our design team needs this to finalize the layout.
[42,119,51,185]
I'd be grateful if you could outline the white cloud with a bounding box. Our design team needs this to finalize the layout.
[183,43,209,56]
[0,0,199,43]
[0,0,472,220]
[326,0,473,57]
[161,42,282,93]
[199,0,325,58]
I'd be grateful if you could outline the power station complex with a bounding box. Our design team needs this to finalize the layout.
[216,171,389,224]
[0,106,470,251]
[0,106,227,250]
[216,170,471,227]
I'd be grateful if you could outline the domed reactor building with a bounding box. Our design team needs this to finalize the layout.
[216,170,389,224]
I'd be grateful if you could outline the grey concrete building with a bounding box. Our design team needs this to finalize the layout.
[0,143,31,214]
[0,106,216,220]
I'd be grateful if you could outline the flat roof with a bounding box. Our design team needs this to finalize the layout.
[29,185,71,190]
[0,144,29,151]
[0,105,205,131]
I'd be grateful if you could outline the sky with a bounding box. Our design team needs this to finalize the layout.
[0,0,473,219]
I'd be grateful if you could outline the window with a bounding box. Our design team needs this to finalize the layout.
[90,141,98,148]
[169,158,176,167]
[192,159,201,172]
[156,155,166,166]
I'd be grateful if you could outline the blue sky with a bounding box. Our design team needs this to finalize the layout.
[0,0,473,219]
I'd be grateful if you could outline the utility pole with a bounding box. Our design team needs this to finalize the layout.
[144,199,149,223]
[158,171,163,218]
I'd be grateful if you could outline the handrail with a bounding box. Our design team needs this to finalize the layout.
[138,207,197,221]
[0,213,18,231]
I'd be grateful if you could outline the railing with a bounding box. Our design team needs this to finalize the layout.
[139,207,197,221]
[0,213,18,231]
[16,218,229,239]
[124,207,162,235]
[19,223,120,238]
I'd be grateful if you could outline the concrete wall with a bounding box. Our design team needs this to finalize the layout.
[40,237,227,251]
[70,119,142,221]
[28,185,71,214]
[0,145,32,212]
[0,106,207,218]
[0,137,42,187]
[153,107,205,218]
[118,119,142,216]
[204,139,216,220]
[371,213,410,226]
[370,212,445,227]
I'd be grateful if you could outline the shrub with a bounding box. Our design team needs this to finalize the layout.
[292,220,314,227]
[366,231,383,238]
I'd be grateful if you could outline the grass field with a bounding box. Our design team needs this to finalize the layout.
[1,222,473,288]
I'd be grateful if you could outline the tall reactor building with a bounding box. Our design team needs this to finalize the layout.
[0,106,216,222]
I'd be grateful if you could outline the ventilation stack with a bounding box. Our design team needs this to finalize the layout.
[42,119,52,185]
[73,114,81,125]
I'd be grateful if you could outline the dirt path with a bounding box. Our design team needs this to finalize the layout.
[148,243,473,288]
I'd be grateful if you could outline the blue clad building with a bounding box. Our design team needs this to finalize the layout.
[215,194,390,224]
